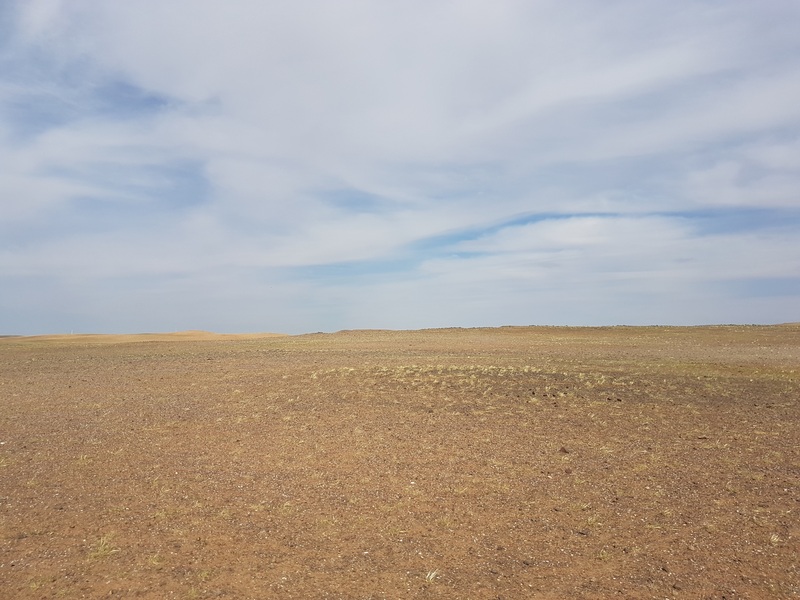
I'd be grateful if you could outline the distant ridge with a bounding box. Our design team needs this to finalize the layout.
[3,331,288,343]
[2,323,797,342]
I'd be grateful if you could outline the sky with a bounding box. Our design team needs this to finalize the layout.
[1,0,799,335]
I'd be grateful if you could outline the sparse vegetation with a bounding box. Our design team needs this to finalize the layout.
[0,325,798,598]
[88,534,119,560]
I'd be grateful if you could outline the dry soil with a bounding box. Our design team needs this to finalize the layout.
[0,325,798,599]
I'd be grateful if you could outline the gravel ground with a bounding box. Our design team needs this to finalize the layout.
[1,325,798,599]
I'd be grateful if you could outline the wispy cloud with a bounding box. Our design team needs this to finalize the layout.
[1,0,799,333]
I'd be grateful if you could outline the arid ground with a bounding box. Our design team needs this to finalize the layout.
[1,325,798,599]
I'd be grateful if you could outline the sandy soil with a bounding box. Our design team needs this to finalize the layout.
[1,325,798,599]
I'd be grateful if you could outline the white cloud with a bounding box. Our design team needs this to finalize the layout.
[744,137,800,171]
[1,0,799,333]
[336,217,800,329]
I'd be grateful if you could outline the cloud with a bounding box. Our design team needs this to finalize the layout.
[1,0,799,333]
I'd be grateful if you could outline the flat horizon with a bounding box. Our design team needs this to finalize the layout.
[3,321,799,342]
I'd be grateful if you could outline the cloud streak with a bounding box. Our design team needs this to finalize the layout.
[1,0,799,333]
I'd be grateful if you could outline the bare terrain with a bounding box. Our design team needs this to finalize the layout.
[1,325,798,599]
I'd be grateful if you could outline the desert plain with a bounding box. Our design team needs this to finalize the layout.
[0,325,798,599]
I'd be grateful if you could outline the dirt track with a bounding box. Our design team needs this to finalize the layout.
[1,325,798,599]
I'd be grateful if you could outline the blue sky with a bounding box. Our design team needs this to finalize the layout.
[1,0,799,334]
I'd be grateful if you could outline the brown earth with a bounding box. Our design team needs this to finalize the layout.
[0,325,798,599]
